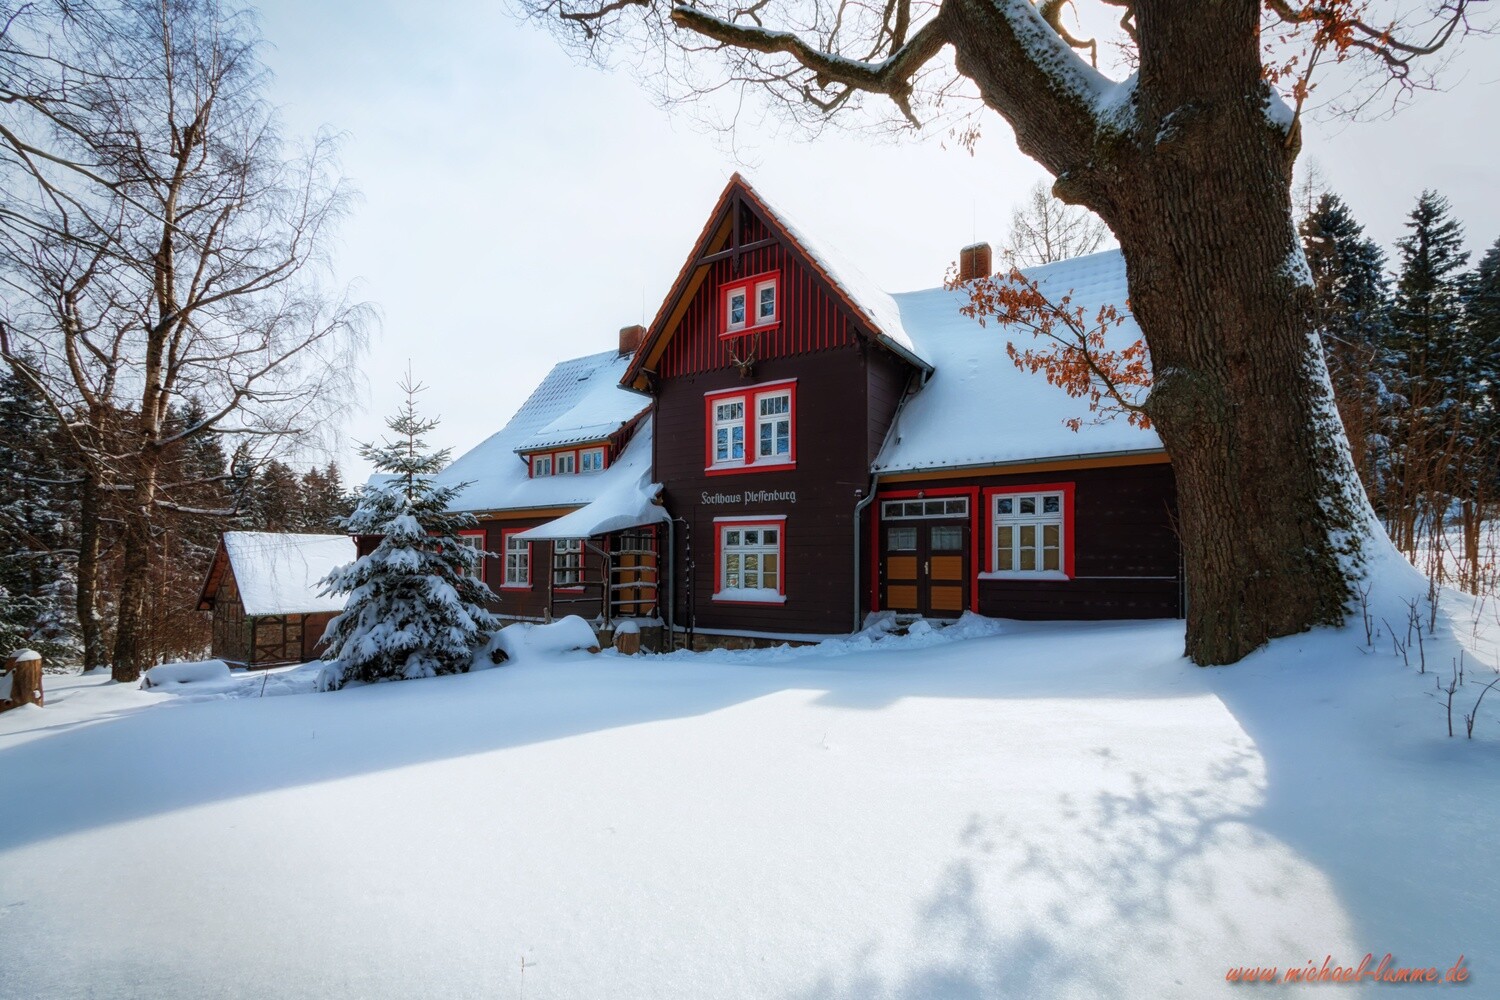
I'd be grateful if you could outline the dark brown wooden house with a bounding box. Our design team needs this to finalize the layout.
[198,532,356,668]
[431,173,1182,650]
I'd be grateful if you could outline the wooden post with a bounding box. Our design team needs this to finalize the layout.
[1,649,44,712]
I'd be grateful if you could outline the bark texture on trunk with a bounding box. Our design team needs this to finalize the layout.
[947,0,1368,663]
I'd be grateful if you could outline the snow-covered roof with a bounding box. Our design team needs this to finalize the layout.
[873,250,1163,473]
[740,178,930,373]
[516,423,668,539]
[220,532,355,616]
[436,350,650,514]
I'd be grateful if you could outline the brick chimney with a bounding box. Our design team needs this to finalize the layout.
[618,324,646,357]
[957,242,993,282]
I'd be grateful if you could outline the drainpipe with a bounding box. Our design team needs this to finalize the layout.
[852,472,882,633]
[853,369,924,633]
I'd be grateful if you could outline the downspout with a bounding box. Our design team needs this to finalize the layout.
[853,367,925,633]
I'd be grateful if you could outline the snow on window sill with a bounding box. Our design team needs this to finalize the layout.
[979,570,1070,582]
[720,321,778,340]
[711,589,787,604]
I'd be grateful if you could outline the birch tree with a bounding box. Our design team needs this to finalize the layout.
[0,0,369,679]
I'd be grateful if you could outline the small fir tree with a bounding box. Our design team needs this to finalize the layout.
[319,377,498,688]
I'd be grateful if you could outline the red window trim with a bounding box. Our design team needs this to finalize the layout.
[720,269,781,339]
[982,482,1076,579]
[868,486,980,615]
[702,379,798,476]
[458,528,487,584]
[712,515,787,604]
[497,527,533,590]
[526,444,609,479]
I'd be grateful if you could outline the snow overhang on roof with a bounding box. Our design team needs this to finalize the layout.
[872,249,1164,474]
[515,473,668,541]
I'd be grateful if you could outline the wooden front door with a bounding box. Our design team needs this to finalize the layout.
[882,521,970,618]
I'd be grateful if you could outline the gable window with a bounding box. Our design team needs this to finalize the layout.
[713,516,786,603]
[755,278,777,325]
[580,448,605,472]
[721,271,780,338]
[704,380,797,474]
[458,530,487,582]
[501,530,531,588]
[531,454,552,478]
[986,484,1073,580]
[553,538,584,588]
[556,452,576,475]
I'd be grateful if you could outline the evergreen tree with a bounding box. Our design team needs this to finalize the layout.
[0,366,80,660]
[1387,191,1470,404]
[319,378,497,688]
[1300,193,1393,496]
[1463,237,1500,448]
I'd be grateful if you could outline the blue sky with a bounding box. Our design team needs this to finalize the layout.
[251,1,1500,479]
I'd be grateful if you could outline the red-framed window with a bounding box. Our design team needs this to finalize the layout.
[703,379,797,475]
[983,482,1075,579]
[721,270,780,338]
[527,445,608,478]
[499,528,532,589]
[457,529,487,583]
[712,515,787,604]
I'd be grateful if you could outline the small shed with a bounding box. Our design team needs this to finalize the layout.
[197,532,356,669]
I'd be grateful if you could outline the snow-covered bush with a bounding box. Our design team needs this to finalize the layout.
[320,379,499,688]
[141,659,232,689]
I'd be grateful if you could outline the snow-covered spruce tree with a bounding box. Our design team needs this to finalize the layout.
[319,379,498,688]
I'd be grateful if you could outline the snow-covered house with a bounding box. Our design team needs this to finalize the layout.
[430,339,667,626]
[445,173,1179,648]
[197,532,357,668]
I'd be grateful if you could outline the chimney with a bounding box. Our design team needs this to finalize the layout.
[618,324,646,357]
[957,242,993,283]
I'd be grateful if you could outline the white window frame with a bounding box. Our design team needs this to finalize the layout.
[726,287,748,333]
[458,531,486,582]
[988,490,1068,580]
[555,452,576,475]
[712,397,747,466]
[580,447,605,473]
[713,516,787,604]
[553,538,584,588]
[532,454,552,478]
[754,277,778,325]
[503,532,531,588]
[755,389,792,464]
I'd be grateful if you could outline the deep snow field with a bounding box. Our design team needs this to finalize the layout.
[2,568,1498,998]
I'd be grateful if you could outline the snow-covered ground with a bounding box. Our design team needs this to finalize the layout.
[2,578,1497,998]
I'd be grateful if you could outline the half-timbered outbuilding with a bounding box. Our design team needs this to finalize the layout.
[197,532,356,668]
[442,173,1181,649]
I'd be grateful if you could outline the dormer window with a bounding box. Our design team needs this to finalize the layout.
[721,271,779,338]
[528,445,609,478]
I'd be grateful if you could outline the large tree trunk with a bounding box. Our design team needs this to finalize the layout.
[111,460,160,683]
[949,0,1369,664]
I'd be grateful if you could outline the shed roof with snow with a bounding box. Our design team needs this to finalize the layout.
[198,532,356,616]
